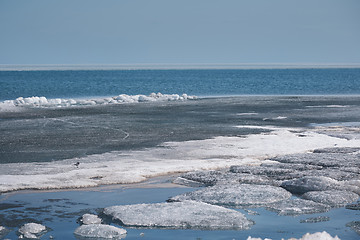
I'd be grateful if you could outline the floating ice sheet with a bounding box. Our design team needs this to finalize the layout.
[104,201,254,230]
[74,224,127,239]
[266,199,331,216]
[169,184,291,207]
[302,190,359,207]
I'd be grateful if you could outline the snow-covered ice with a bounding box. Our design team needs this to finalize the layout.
[18,223,47,239]
[302,190,359,207]
[80,214,102,225]
[74,224,127,239]
[2,125,359,193]
[169,184,292,207]
[266,199,331,216]
[104,201,254,230]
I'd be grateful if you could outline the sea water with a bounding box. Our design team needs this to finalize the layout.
[1,68,360,101]
[1,67,360,239]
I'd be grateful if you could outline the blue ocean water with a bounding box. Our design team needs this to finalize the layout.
[1,68,360,100]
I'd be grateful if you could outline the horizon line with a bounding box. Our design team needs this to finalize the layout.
[1,63,360,71]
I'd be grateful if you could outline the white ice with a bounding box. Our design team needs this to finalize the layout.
[0,93,197,111]
[247,231,340,240]
[74,224,126,239]
[1,125,360,193]
[80,214,102,225]
[18,223,46,239]
[104,200,253,230]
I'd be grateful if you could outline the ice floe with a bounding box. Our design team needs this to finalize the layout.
[74,224,127,239]
[266,199,331,216]
[104,201,253,230]
[169,184,292,207]
[18,223,47,239]
[0,93,197,111]
[302,190,359,207]
[80,214,102,225]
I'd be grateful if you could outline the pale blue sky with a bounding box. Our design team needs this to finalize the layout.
[0,0,359,65]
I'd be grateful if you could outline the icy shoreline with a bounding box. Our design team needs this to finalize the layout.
[1,125,360,193]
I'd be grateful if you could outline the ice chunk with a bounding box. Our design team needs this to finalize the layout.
[80,214,102,225]
[74,224,127,239]
[266,199,330,216]
[281,176,342,194]
[18,223,47,239]
[169,184,292,207]
[302,190,359,207]
[104,201,254,230]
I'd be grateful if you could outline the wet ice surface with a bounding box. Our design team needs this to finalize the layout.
[104,201,254,230]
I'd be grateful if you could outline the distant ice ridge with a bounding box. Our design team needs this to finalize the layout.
[0,93,197,110]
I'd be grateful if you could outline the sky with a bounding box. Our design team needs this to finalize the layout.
[0,0,360,65]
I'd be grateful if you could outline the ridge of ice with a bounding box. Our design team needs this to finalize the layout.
[74,224,127,239]
[169,184,292,207]
[104,201,254,230]
[247,231,340,240]
[0,93,197,111]
[18,223,46,239]
[80,214,102,225]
